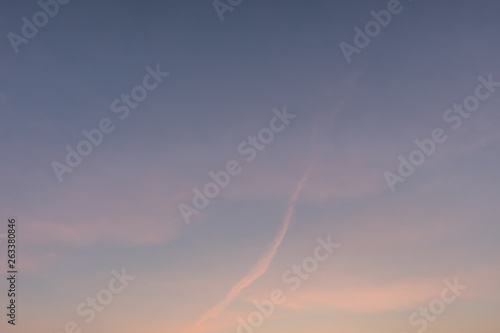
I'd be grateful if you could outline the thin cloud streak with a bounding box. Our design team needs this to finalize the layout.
[186,169,310,332]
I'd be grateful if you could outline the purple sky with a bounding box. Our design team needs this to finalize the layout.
[0,1,499,332]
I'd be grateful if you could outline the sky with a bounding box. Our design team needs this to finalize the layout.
[0,0,499,332]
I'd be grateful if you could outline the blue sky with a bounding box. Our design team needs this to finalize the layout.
[1,1,499,332]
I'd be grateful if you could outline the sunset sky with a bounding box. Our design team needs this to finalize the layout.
[1,1,499,333]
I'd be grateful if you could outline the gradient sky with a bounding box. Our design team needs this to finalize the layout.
[1,1,499,332]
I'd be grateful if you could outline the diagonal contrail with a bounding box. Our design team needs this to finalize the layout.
[186,170,310,332]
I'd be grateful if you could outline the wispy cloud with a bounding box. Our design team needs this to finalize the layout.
[186,169,310,332]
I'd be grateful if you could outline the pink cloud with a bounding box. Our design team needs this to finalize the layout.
[186,170,310,332]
